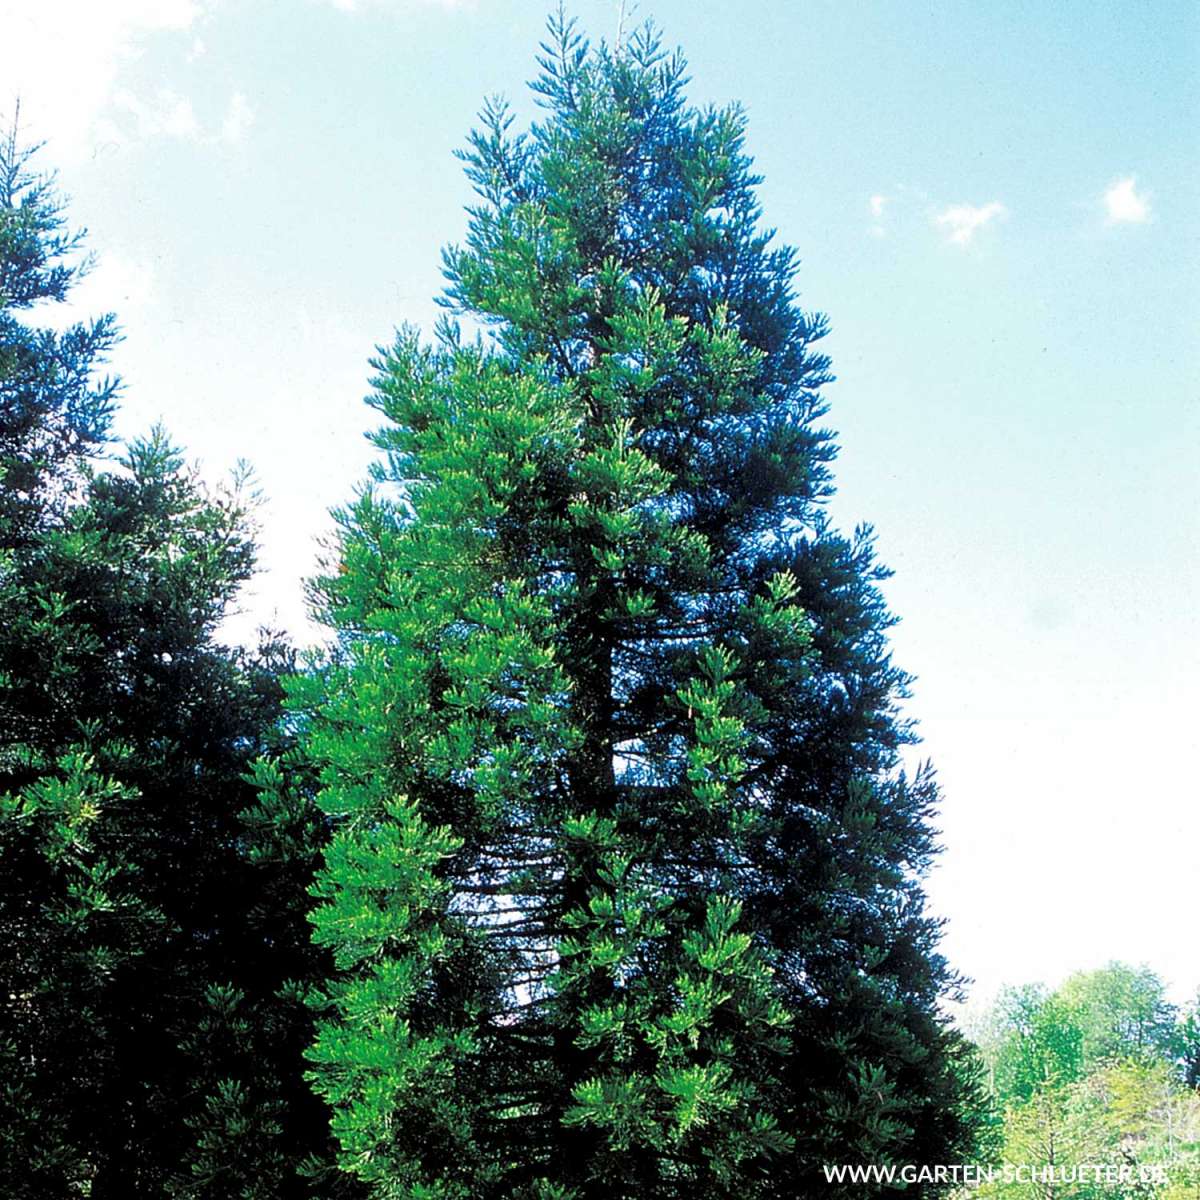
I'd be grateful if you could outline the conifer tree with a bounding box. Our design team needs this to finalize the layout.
[0,112,117,543]
[0,113,126,1193]
[298,16,983,1198]
[0,124,347,1197]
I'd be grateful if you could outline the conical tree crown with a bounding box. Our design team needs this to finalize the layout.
[301,17,981,1199]
[0,118,118,542]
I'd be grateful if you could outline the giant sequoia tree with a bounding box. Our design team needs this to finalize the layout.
[299,18,982,1198]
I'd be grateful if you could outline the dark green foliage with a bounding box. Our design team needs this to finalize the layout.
[0,127,345,1197]
[298,16,984,1198]
[172,748,364,1200]
[0,430,286,1195]
[0,118,127,1192]
[1182,992,1200,1091]
[0,113,118,543]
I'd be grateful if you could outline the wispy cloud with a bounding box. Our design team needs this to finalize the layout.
[1103,176,1151,225]
[93,86,255,150]
[219,92,255,144]
[0,1,201,157]
[935,201,1007,246]
[2,4,254,156]
[321,0,472,10]
[867,193,888,238]
[108,87,201,142]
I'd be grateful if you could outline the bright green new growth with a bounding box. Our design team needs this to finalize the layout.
[299,15,982,1198]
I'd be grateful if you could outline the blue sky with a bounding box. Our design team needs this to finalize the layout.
[3,0,1197,1010]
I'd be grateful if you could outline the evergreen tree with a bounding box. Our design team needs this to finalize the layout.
[0,111,126,1194]
[299,16,983,1199]
[0,111,117,543]
[0,124,346,1197]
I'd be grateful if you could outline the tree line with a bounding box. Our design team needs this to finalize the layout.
[970,964,1200,1198]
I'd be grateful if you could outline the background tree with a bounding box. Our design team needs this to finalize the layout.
[298,15,985,1199]
[986,984,1085,1103]
[975,965,1200,1200]
[1057,964,1179,1067]
[0,110,129,1193]
[1180,991,1200,1091]
[0,108,117,543]
[0,122,348,1197]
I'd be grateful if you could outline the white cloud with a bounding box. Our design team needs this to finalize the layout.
[935,200,1007,246]
[1103,176,1151,225]
[94,87,255,148]
[0,0,201,157]
[0,1,257,156]
[867,193,888,238]
[319,0,474,11]
[219,92,254,144]
[107,87,201,142]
